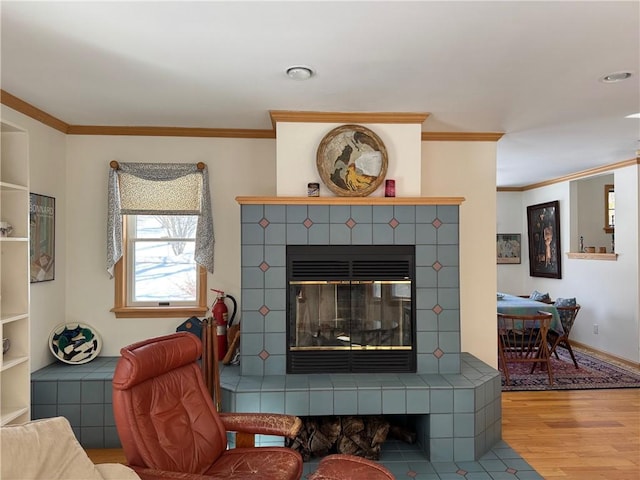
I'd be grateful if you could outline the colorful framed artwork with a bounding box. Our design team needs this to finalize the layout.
[316,124,388,197]
[30,193,55,283]
[526,200,561,279]
[497,233,521,264]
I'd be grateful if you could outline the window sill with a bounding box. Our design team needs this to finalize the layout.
[111,306,208,319]
[566,252,618,261]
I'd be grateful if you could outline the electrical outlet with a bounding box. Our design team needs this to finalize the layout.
[593,324,599,334]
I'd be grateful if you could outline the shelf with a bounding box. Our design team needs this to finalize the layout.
[236,196,466,206]
[0,181,28,191]
[1,313,29,325]
[1,119,30,427]
[0,237,28,243]
[566,252,618,261]
[0,354,29,372]
[1,405,30,426]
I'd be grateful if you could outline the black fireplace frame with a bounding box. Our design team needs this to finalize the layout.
[286,244,417,374]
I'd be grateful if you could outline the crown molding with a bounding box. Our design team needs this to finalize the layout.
[3,90,634,187]
[66,125,275,138]
[269,110,430,129]
[1,89,70,133]
[1,92,502,142]
[497,157,640,192]
[421,132,504,141]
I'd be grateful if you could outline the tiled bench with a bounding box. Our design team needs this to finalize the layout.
[220,352,502,462]
[31,352,502,459]
[31,357,121,448]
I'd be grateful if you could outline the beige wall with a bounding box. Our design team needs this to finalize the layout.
[63,135,276,361]
[276,122,423,197]
[2,106,501,369]
[422,141,498,367]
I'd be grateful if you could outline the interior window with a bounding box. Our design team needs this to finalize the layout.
[604,184,614,233]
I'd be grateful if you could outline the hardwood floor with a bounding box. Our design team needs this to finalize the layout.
[87,389,640,480]
[502,389,640,480]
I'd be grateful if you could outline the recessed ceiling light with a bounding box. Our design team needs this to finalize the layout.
[625,112,640,118]
[286,65,314,80]
[600,71,633,83]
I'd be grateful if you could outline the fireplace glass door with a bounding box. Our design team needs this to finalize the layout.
[286,245,416,373]
[290,280,412,351]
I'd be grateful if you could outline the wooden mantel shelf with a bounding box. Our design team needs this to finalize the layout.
[566,252,618,261]
[235,196,465,206]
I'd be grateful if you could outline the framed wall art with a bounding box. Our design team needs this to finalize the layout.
[316,124,388,197]
[496,233,521,264]
[30,193,55,283]
[526,200,561,279]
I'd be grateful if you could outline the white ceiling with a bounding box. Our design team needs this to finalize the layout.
[1,1,639,187]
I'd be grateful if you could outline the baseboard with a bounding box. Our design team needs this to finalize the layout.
[571,340,640,371]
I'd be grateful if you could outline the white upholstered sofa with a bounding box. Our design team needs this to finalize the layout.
[1,416,140,480]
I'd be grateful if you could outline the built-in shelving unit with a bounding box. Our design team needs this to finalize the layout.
[1,119,31,426]
[566,252,618,261]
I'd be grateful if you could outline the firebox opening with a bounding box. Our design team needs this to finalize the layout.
[287,245,416,374]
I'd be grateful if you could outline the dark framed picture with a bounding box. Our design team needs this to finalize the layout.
[526,200,561,279]
[316,124,388,197]
[30,193,55,283]
[497,233,521,264]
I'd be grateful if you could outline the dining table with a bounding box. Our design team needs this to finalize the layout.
[497,292,564,335]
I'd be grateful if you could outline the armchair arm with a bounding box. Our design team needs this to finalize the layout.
[219,412,302,439]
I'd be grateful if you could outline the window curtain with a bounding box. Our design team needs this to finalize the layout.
[107,162,214,277]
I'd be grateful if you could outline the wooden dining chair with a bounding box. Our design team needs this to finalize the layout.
[497,311,554,386]
[548,304,581,368]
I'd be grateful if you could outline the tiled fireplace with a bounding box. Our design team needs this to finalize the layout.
[219,197,502,462]
[238,199,462,376]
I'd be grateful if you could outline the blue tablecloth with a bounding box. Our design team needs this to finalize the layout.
[497,293,563,334]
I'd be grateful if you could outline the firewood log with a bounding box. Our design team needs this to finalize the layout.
[318,416,341,440]
[366,416,390,446]
[336,435,360,456]
[341,416,364,436]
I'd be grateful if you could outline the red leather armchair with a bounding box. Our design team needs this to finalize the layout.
[112,332,303,480]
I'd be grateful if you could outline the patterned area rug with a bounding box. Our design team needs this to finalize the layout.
[500,347,640,391]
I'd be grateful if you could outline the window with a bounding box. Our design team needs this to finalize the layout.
[108,162,212,318]
[128,215,198,305]
[112,215,207,317]
[604,184,614,233]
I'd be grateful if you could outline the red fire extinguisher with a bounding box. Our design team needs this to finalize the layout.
[210,289,237,360]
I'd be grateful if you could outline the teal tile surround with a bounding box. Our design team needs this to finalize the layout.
[220,352,501,462]
[30,356,545,476]
[240,203,462,377]
[236,201,502,461]
[31,356,120,448]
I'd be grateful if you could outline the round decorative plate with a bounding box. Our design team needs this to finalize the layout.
[49,323,102,364]
[316,124,388,197]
